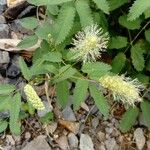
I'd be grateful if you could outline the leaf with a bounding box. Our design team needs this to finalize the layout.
[9,93,21,135]
[0,120,8,133]
[43,52,62,62]
[0,84,15,95]
[92,0,109,14]
[19,57,31,81]
[82,62,111,80]
[119,15,141,30]
[56,80,69,107]
[141,100,150,129]
[108,0,128,11]
[75,0,94,28]
[119,107,139,133]
[27,0,73,6]
[17,35,38,49]
[20,17,38,30]
[0,96,11,111]
[40,112,53,124]
[109,36,128,49]
[135,74,149,85]
[128,0,150,20]
[89,84,110,118]
[47,5,59,15]
[111,53,126,73]
[53,5,75,45]
[73,79,89,110]
[131,43,145,71]
[146,59,150,71]
[145,29,150,43]
[144,9,150,19]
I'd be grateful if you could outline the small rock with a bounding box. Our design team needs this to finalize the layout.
[105,138,117,150]
[56,135,69,150]
[91,117,99,129]
[79,134,94,150]
[97,131,105,141]
[147,140,150,150]
[105,127,113,134]
[0,0,7,13]
[0,24,10,38]
[0,50,10,70]
[22,135,51,150]
[6,64,20,78]
[6,135,15,146]
[62,106,76,121]
[38,101,53,117]
[0,15,6,24]
[68,133,78,149]
[134,128,145,150]
[47,122,57,134]
[25,132,31,140]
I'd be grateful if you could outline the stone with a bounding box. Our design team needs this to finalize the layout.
[68,133,78,149]
[37,101,53,117]
[0,24,10,38]
[79,134,94,150]
[91,117,99,129]
[147,140,150,150]
[97,131,105,141]
[105,138,117,150]
[6,135,15,146]
[0,15,6,24]
[24,132,31,140]
[6,64,20,78]
[0,111,9,118]
[62,106,76,121]
[21,135,51,150]
[0,0,7,13]
[134,128,145,150]
[47,122,57,134]
[0,51,10,70]
[56,135,69,150]
[105,127,114,134]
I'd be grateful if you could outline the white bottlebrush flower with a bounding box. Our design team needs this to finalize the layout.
[24,84,45,110]
[71,24,109,63]
[99,75,144,106]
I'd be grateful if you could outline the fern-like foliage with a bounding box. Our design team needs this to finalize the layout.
[53,5,76,45]
[75,0,94,28]
[92,0,109,14]
[128,0,150,20]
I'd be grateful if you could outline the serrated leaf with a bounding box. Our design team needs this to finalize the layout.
[0,84,15,95]
[109,36,128,49]
[119,107,139,133]
[82,62,111,80]
[89,84,110,118]
[17,35,38,49]
[0,120,8,133]
[92,0,109,14]
[131,43,145,71]
[0,96,11,111]
[135,74,150,85]
[43,52,62,62]
[119,15,141,30]
[56,80,69,107]
[144,9,150,19]
[73,80,89,110]
[108,0,128,11]
[28,0,73,6]
[20,17,38,30]
[128,0,150,20]
[53,5,76,45]
[141,100,150,129]
[75,0,94,28]
[9,93,21,135]
[145,29,150,43]
[47,5,59,15]
[111,53,126,73]
[19,57,31,81]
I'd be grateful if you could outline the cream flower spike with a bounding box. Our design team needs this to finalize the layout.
[71,24,109,63]
[99,75,144,106]
[24,84,45,110]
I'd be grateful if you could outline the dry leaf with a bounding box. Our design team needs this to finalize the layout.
[7,0,25,7]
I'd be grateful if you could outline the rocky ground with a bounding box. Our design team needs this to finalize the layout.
[0,0,150,150]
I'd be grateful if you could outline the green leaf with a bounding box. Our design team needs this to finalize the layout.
[109,36,128,49]
[108,0,128,11]
[135,74,149,85]
[75,0,94,28]
[28,0,73,6]
[144,9,150,19]
[145,29,150,43]
[92,0,109,14]
[82,62,111,80]
[131,43,145,71]
[89,84,110,118]
[0,96,11,111]
[17,35,38,49]
[40,112,53,124]
[73,79,89,110]
[20,17,38,30]
[119,107,139,133]
[19,57,31,81]
[128,0,150,20]
[9,93,21,135]
[43,52,62,62]
[0,84,15,95]
[141,100,150,129]
[146,59,150,71]
[111,53,126,73]
[0,120,8,133]
[119,15,141,30]
[53,5,76,45]
[47,5,59,15]
[56,80,69,107]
